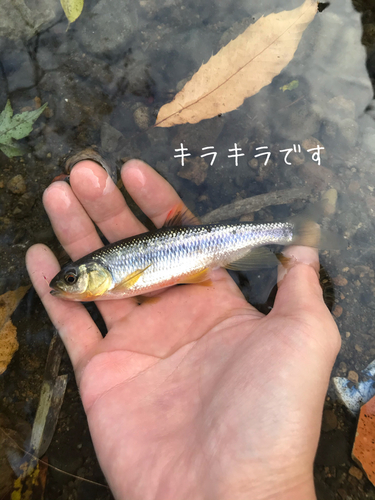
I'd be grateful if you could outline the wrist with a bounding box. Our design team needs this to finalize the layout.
[218,469,316,500]
[263,477,316,500]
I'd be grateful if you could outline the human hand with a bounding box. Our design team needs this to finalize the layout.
[26,159,341,500]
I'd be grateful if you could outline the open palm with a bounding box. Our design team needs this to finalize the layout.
[26,159,340,500]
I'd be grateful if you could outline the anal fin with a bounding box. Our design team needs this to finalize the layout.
[178,268,212,285]
[225,247,279,271]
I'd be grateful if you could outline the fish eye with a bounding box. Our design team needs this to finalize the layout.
[64,271,77,285]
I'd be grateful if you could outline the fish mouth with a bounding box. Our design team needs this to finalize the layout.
[49,288,84,301]
[49,280,90,301]
[49,277,70,298]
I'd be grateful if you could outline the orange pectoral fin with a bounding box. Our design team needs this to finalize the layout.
[112,265,151,291]
[177,268,212,286]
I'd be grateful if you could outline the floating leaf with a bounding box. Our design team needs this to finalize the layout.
[156,0,316,127]
[280,79,299,92]
[0,101,48,158]
[60,0,84,23]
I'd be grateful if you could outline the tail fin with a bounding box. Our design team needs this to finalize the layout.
[290,203,345,250]
[292,219,321,247]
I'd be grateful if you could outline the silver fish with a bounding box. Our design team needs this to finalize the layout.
[49,209,320,301]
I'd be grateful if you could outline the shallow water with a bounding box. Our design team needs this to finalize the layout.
[1,0,375,498]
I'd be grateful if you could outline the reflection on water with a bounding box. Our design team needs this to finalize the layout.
[1,0,375,498]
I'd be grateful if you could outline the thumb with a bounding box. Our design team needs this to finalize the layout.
[274,245,327,316]
[273,245,341,357]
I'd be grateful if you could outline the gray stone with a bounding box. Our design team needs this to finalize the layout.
[327,96,356,121]
[2,50,35,93]
[362,127,375,155]
[291,0,373,121]
[79,0,138,55]
[100,122,123,153]
[338,118,359,147]
[0,0,57,40]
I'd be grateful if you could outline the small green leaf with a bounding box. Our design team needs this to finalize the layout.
[60,0,84,23]
[0,100,48,158]
[279,80,299,92]
[0,143,25,158]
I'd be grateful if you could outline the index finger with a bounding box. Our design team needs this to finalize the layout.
[26,244,102,373]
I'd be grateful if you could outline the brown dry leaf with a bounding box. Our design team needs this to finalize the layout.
[156,0,317,127]
[0,286,30,375]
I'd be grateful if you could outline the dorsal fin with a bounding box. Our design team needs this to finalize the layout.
[163,203,201,227]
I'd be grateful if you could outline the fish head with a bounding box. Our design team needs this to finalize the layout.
[50,261,112,300]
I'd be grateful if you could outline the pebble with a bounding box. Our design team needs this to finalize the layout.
[333,275,348,287]
[355,344,363,352]
[7,174,26,195]
[248,158,258,170]
[338,361,347,375]
[302,136,326,155]
[13,193,36,219]
[177,157,208,186]
[348,466,363,481]
[322,409,338,432]
[133,106,150,131]
[333,305,343,318]
[348,370,358,384]
[321,188,338,216]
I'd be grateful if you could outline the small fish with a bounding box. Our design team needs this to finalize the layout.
[49,207,321,301]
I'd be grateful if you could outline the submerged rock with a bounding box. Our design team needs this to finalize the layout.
[178,157,209,186]
[78,0,138,55]
[0,0,56,40]
[7,175,26,195]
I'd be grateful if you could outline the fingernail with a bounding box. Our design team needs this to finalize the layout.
[71,164,115,197]
[122,163,146,189]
